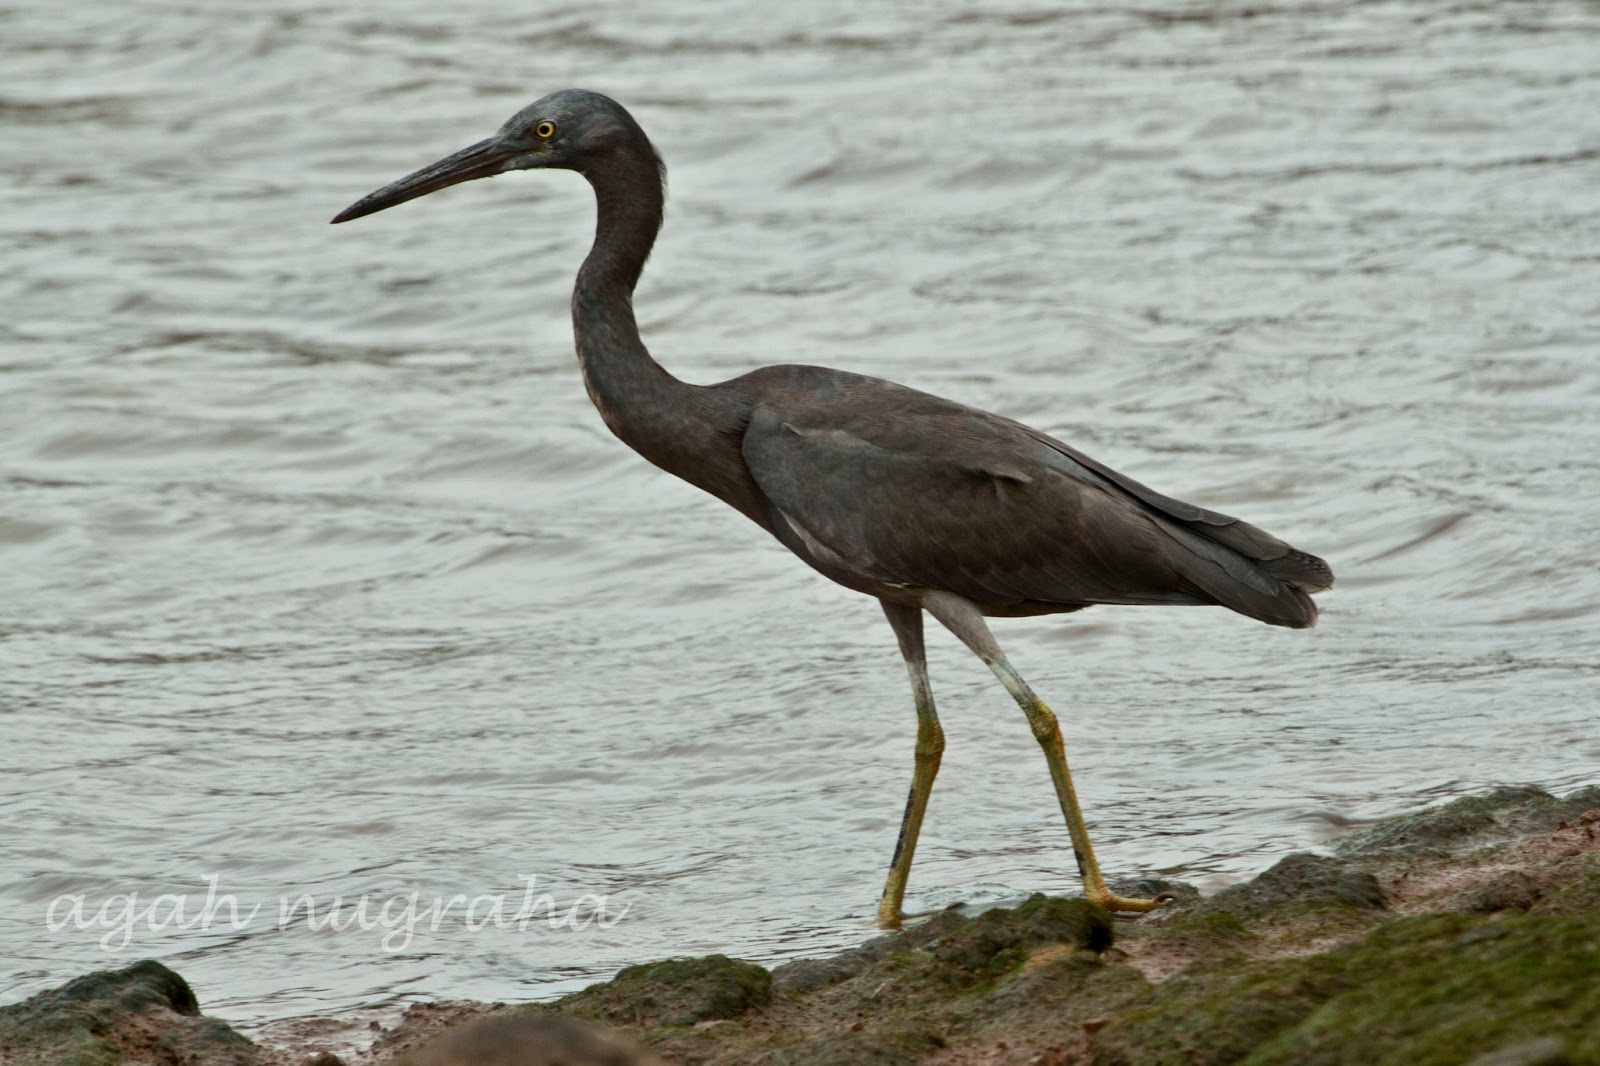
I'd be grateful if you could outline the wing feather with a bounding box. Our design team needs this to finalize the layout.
[743,403,1213,610]
[732,369,1330,626]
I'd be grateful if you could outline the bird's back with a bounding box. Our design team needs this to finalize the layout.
[725,365,1332,627]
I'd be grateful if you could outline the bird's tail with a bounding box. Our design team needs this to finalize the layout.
[1154,515,1334,629]
[1025,431,1333,628]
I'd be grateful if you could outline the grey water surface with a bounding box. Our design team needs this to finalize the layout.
[3,0,1598,1033]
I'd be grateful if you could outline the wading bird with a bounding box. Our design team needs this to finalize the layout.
[334,90,1332,926]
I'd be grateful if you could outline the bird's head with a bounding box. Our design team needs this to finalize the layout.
[331,89,657,224]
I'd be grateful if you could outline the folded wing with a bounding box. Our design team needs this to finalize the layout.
[740,376,1330,628]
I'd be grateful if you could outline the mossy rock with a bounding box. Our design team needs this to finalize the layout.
[770,911,968,996]
[966,948,1153,1036]
[770,949,877,996]
[1534,854,1600,917]
[884,907,977,953]
[1141,910,1258,954]
[1462,871,1543,914]
[0,960,261,1066]
[932,894,1114,976]
[1249,913,1600,1064]
[558,955,772,1028]
[1338,785,1600,859]
[774,895,1114,1012]
[1195,852,1386,924]
[838,947,974,1015]
[1461,1036,1571,1066]
[1092,946,1354,1065]
[749,1026,943,1065]
[1091,912,1600,1065]
[1108,877,1201,905]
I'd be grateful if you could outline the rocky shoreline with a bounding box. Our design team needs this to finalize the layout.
[5,785,1597,1065]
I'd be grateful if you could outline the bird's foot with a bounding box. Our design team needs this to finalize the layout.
[1085,889,1176,914]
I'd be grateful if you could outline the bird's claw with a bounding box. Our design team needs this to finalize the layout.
[1086,891,1173,914]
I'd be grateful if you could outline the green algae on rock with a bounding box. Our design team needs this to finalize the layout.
[931,895,1114,975]
[558,954,774,1029]
[1093,912,1600,1065]
[0,960,261,1066]
[1195,852,1388,923]
[1247,912,1600,1065]
[1534,852,1600,918]
[1338,785,1600,858]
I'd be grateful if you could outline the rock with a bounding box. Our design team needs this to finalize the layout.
[391,1013,661,1065]
[751,1029,937,1065]
[770,915,936,996]
[1340,786,1556,856]
[1533,854,1600,917]
[558,955,772,1028]
[1465,1036,1571,1066]
[967,948,1152,1044]
[1139,909,1258,956]
[932,894,1113,974]
[1463,871,1542,913]
[1093,912,1600,1065]
[882,906,977,952]
[1197,852,1387,922]
[0,959,261,1065]
[1107,877,1201,905]
[770,945,881,996]
[1338,785,1600,858]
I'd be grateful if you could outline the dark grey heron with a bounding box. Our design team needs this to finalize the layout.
[333,90,1333,926]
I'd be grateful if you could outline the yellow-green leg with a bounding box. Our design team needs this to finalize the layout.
[922,592,1166,914]
[989,658,1164,912]
[877,601,945,929]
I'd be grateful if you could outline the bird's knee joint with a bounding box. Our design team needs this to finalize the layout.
[1025,707,1061,746]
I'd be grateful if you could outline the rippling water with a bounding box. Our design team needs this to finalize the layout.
[4,0,1598,1034]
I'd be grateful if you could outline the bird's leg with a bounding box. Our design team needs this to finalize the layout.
[921,593,1165,914]
[876,600,945,929]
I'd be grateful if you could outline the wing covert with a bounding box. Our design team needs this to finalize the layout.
[740,402,1199,609]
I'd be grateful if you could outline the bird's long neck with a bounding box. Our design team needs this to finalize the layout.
[571,148,742,496]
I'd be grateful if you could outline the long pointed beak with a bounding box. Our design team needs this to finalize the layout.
[331,137,517,224]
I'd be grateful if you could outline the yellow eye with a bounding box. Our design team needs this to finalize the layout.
[534,121,556,140]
